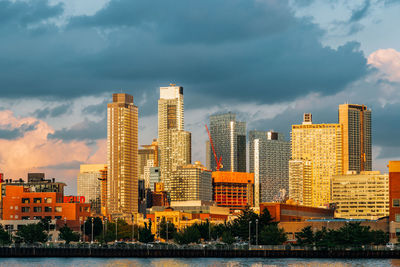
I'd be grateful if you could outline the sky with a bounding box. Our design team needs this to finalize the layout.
[0,0,399,195]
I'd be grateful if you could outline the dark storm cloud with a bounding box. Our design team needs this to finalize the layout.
[48,118,106,141]
[0,122,39,140]
[33,104,70,118]
[82,99,108,116]
[0,0,368,108]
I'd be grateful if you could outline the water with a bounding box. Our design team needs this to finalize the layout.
[0,258,398,267]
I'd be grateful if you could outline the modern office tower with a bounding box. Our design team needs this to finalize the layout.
[339,104,372,173]
[208,112,246,172]
[149,167,161,191]
[249,131,291,206]
[107,93,139,217]
[169,162,212,202]
[288,160,312,206]
[139,139,159,189]
[158,84,191,191]
[77,164,107,215]
[331,171,389,220]
[212,171,254,211]
[291,114,343,207]
[99,166,108,216]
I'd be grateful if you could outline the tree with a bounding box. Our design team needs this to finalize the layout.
[259,224,287,245]
[59,225,80,244]
[174,225,201,245]
[159,217,177,240]
[0,225,11,245]
[39,217,52,231]
[14,223,48,244]
[295,226,314,246]
[370,230,388,245]
[83,217,103,241]
[139,222,154,243]
[222,231,235,245]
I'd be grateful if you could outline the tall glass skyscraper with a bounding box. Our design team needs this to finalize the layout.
[208,113,246,172]
[107,93,139,216]
[249,131,290,206]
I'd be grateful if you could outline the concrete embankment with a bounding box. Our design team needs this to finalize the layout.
[0,248,399,258]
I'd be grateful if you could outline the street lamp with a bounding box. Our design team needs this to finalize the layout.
[131,215,134,243]
[64,217,67,226]
[249,221,252,246]
[256,219,259,246]
[166,221,169,243]
[79,218,82,242]
[83,218,86,243]
[91,218,94,243]
[115,218,118,242]
[104,217,108,243]
[208,219,211,241]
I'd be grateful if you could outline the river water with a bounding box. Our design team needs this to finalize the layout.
[0,258,398,267]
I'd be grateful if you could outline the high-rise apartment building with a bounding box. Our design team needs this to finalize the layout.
[107,93,139,217]
[331,171,389,220]
[288,160,312,206]
[339,104,372,173]
[139,139,159,189]
[169,162,212,202]
[208,113,246,172]
[99,166,107,216]
[249,131,291,206]
[389,161,400,223]
[77,164,107,215]
[291,114,343,207]
[158,84,191,191]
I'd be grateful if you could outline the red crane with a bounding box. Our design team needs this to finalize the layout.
[205,124,223,171]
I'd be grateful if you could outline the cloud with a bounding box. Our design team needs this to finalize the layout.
[33,104,71,118]
[349,0,371,22]
[48,118,106,141]
[0,121,38,140]
[82,99,107,116]
[368,48,400,82]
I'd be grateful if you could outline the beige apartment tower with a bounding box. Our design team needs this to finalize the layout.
[107,93,139,216]
[291,114,343,207]
[339,104,372,173]
[158,84,191,191]
[331,171,389,220]
[289,160,312,206]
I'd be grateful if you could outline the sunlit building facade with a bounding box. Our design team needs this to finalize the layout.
[339,104,372,173]
[249,130,290,206]
[139,139,159,189]
[107,93,139,216]
[288,160,312,206]
[291,114,343,207]
[208,113,246,172]
[77,164,106,215]
[331,171,389,220]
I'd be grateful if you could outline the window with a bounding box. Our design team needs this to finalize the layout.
[33,198,42,203]
[396,214,400,222]
[84,207,90,212]
[22,216,30,220]
[21,207,30,213]
[33,207,42,213]
[45,207,52,212]
[55,216,62,220]
[22,198,30,204]
[55,207,62,212]
[45,198,52,204]
[393,199,400,207]
[45,216,52,220]
[396,228,400,236]
[33,216,42,220]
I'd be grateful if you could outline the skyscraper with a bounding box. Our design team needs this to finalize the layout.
[138,139,159,189]
[339,104,372,173]
[288,160,312,206]
[158,84,191,191]
[107,93,139,216]
[290,114,343,207]
[208,113,246,172]
[249,131,291,206]
[77,164,107,215]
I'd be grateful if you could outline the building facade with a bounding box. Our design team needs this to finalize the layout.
[331,171,389,220]
[138,139,159,189]
[107,93,139,216]
[212,171,254,211]
[77,164,106,215]
[208,113,246,172]
[389,161,400,222]
[288,160,312,206]
[339,104,372,173]
[158,84,191,191]
[169,162,212,202]
[291,114,343,207]
[249,131,290,206]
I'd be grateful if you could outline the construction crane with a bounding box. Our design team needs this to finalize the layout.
[205,124,223,171]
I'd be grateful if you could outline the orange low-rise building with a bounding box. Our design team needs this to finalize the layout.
[212,171,254,211]
[2,186,90,221]
[259,202,334,222]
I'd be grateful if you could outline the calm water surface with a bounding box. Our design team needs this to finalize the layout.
[0,258,398,267]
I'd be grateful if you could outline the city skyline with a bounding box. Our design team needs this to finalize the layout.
[0,0,400,194]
